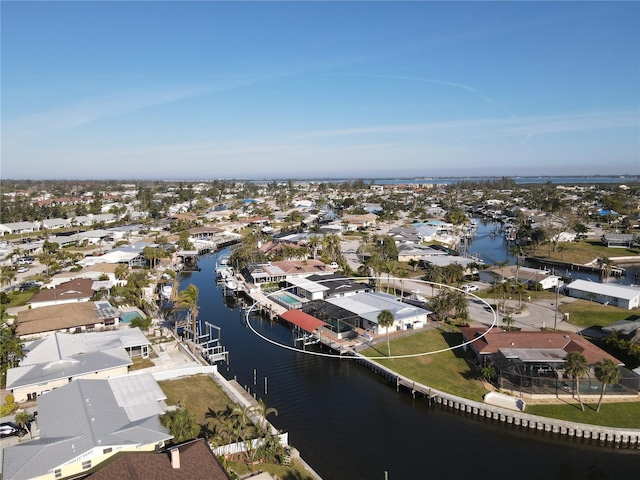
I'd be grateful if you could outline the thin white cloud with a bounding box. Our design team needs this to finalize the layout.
[295,111,639,143]
[4,85,214,144]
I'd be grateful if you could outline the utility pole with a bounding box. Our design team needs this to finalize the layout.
[553,283,559,331]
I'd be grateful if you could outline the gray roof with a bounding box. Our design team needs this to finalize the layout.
[7,329,149,389]
[566,279,640,301]
[2,375,170,480]
[499,348,568,363]
[6,349,131,390]
[327,291,431,324]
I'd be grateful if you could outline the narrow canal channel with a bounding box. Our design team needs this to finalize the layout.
[179,251,639,480]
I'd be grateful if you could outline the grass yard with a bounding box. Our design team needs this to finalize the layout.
[559,300,636,328]
[129,357,155,371]
[525,240,640,265]
[225,459,315,480]
[362,329,488,402]
[158,375,317,479]
[158,375,239,432]
[527,401,640,429]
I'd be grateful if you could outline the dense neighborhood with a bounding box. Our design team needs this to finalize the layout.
[1,177,640,479]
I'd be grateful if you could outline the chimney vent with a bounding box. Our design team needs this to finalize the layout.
[170,447,180,469]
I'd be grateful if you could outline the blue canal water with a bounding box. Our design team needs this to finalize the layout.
[177,250,639,480]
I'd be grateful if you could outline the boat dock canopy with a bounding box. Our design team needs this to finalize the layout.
[281,310,328,333]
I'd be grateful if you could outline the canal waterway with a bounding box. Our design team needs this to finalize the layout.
[467,218,640,285]
[178,250,639,480]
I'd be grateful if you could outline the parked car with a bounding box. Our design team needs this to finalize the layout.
[17,266,29,273]
[462,284,479,293]
[19,281,43,291]
[0,422,27,438]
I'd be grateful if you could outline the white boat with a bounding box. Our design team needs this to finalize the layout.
[215,261,234,279]
[161,284,173,300]
[224,278,238,296]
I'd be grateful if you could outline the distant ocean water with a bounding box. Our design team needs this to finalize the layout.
[331,176,638,185]
[249,176,638,185]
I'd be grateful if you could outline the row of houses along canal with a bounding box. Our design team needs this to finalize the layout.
[175,247,639,480]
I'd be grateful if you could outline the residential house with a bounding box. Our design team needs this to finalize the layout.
[241,259,333,286]
[27,278,95,309]
[1,374,172,480]
[0,221,41,236]
[565,279,640,309]
[41,218,72,230]
[6,328,149,402]
[479,265,561,290]
[341,213,378,231]
[15,301,122,339]
[314,291,431,335]
[601,233,638,248]
[284,274,370,302]
[459,327,630,397]
[85,438,232,480]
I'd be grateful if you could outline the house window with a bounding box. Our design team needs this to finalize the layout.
[54,469,62,478]
[82,460,91,470]
[103,448,112,454]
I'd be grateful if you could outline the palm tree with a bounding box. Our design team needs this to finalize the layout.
[160,408,199,444]
[594,359,621,412]
[377,309,395,356]
[174,284,199,355]
[502,314,515,330]
[14,411,31,437]
[0,266,16,291]
[564,352,588,411]
[422,263,443,297]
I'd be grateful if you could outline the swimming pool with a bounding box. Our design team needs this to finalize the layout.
[274,292,302,308]
[120,311,143,323]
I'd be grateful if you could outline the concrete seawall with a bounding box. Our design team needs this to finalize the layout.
[354,354,640,450]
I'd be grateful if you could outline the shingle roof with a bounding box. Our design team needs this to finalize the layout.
[459,327,622,365]
[15,302,102,337]
[86,438,231,480]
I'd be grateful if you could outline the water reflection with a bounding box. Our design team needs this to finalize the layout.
[177,251,639,480]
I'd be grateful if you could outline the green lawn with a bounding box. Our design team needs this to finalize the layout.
[559,300,636,328]
[525,240,640,265]
[158,375,238,430]
[361,329,488,402]
[527,401,640,429]
[158,375,315,479]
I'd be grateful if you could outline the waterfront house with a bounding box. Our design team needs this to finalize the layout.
[85,438,232,480]
[601,233,638,248]
[565,279,640,309]
[15,300,122,339]
[6,327,149,402]
[478,265,561,290]
[317,291,431,335]
[241,259,333,286]
[284,274,370,301]
[1,374,172,480]
[459,327,632,397]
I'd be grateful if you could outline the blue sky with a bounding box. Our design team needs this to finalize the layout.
[2,1,639,180]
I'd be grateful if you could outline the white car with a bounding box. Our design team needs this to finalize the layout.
[17,266,29,273]
[462,284,479,293]
[328,262,339,269]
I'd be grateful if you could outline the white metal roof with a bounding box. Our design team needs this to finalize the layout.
[566,279,640,300]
